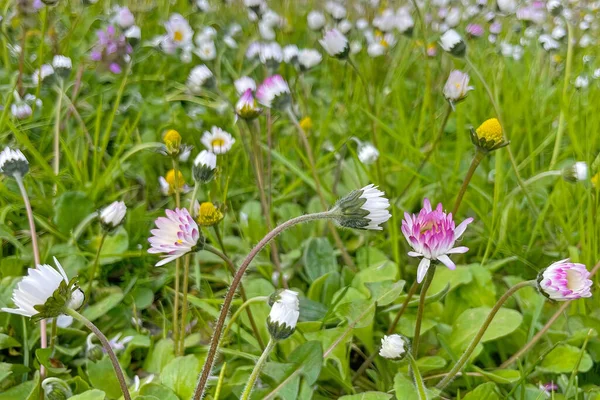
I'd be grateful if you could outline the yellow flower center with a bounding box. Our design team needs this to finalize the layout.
[475,118,503,146]
[198,202,223,226]
[165,169,185,191]
[299,117,313,131]
[381,39,389,48]
[211,138,225,148]
[164,129,182,154]
[174,30,183,42]
[592,172,599,188]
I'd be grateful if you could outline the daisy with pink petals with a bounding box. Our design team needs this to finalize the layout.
[148,208,200,266]
[538,259,592,301]
[402,199,473,283]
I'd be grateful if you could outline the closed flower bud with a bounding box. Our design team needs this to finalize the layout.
[86,333,104,362]
[235,89,262,120]
[0,147,29,178]
[99,201,127,229]
[440,29,466,57]
[470,118,509,152]
[562,161,588,183]
[538,259,592,301]
[332,184,391,230]
[256,75,291,110]
[443,70,474,105]
[193,150,217,183]
[164,129,182,156]
[357,141,379,165]
[42,378,72,400]
[52,55,72,78]
[267,289,299,340]
[319,29,350,58]
[546,0,563,16]
[196,201,224,227]
[379,334,409,360]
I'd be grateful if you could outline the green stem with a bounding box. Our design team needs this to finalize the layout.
[436,280,536,391]
[452,149,485,215]
[179,254,191,356]
[221,296,268,340]
[549,19,574,169]
[412,265,436,357]
[408,353,428,400]
[171,157,181,350]
[192,211,337,400]
[49,318,58,352]
[53,82,63,194]
[85,232,107,306]
[240,339,276,400]
[67,308,131,400]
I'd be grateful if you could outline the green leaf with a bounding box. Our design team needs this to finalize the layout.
[143,338,176,374]
[338,392,392,400]
[131,287,154,310]
[472,367,521,384]
[0,333,21,350]
[69,389,106,400]
[99,227,129,265]
[303,237,338,281]
[394,372,419,400]
[53,191,94,234]
[36,348,69,374]
[462,382,500,400]
[138,383,179,400]
[87,358,123,399]
[83,289,124,322]
[449,307,523,354]
[0,377,39,400]
[307,271,341,305]
[160,355,204,400]
[538,344,593,373]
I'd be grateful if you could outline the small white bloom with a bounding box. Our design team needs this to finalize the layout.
[11,103,33,120]
[338,19,353,34]
[357,142,380,165]
[194,149,217,170]
[539,34,560,51]
[256,74,290,109]
[497,0,517,13]
[356,18,369,30]
[165,14,194,47]
[574,162,588,180]
[379,334,409,360]
[547,0,563,15]
[259,42,283,65]
[298,48,322,70]
[99,201,127,228]
[574,75,589,89]
[334,184,392,230]
[259,20,276,40]
[368,42,386,57]
[319,28,349,58]
[234,76,256,95]
[325,1,346,20]
[52,55,72,71]
[32,64,54,85]
[440,29,466,56]
[187,65,214,94]
[201,127,236,154]
[267,289,300,340]
[593,68,600,79]
[195,40,217,60]
[443,70,474,103]
[0,147,29,177]
[283,44,299,63]
[307,10,326,30]
[125,25,141,41]
[113,6,135,29]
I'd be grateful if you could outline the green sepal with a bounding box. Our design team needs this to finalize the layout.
[31,277,80,323]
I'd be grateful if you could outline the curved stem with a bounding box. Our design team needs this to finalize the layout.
[286,108,357,271]
[549,19,574,169]
[205,245,266,350]
[192,211,336,399]
[412,265,436,357]
[452,150,485,215]
[85,232,107,306]
[240,339,276,400]
[436,280,536,391]
[67,308,131,400]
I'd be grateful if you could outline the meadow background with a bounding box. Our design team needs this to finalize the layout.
[1,0,600,399]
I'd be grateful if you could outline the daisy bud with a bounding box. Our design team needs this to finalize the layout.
[196,201,224,227]
[470,118,509,152]
[267,289,300,340]
[440,29,466,57]
[193,150,217,183]
[379,334,409,361]
[236,89,262,120]
[187,65,215,95]
[148,208,201,266]
[161,169,188,195]
[357,141,380,165]
[1,257,83,322]
[298,48,322,71]
[319,28,350,59]
[11,102,33,120]
[52,55,72,78]
[32,64,55,86]
[42,378,73,400]
[546,0,563,16]
[307,10,326,31]
[562,161,588,183]
[86,333,104,362]
[99,201,127,230]
[234,76,256,95]
[256,75,291,110]
[201,127,236,154]
[332,184,392,231]
[443,70,474,105]
[0,147,29,178]
[163,129,182,156]
[124,25,141,46]
[537,259,592,301]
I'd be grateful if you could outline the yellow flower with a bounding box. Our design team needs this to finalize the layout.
[592,172,599,188]
[197,202,223,227]
[300,117,313,131]
[474,118,503,150]
[164,129,182,155]
[165,169,186,194]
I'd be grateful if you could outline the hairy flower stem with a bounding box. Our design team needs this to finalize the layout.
[549,19,574,169]
[14,174,46,374]
[412,265,436,357]
[179,254,191,356]
[408,353,428,400]
[436,280,536,391]
[204,245,265,350]
[465,56,538,217]
[53,81,64,195]
[286,107,357,271]
[500,260,600,368]
[85,232,107,307]
[192,211,337,399]
[67,308,131,400]
[171,157,181,351]
[398,104,453,201]
[352,281,419,382]
[452,149,485,215]
[49,318,58,352]
[240,339,276,400]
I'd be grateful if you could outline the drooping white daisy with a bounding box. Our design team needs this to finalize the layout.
[333,184,392,230]
[0,147,29,178]
[192,150,217,183]
[267,289,300,340]
[99,201,127,229]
